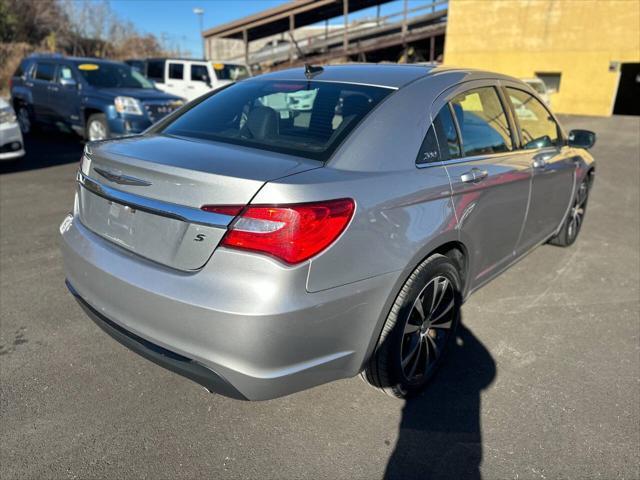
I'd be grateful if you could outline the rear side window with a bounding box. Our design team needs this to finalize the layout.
[417,106,461,164]
[191,64,210,83]
[451,87,513,157]
[506,88,560,149]
[168,63,184,80]
[147,60,165,83]
[161,80,391,161]
[35,63,56,82]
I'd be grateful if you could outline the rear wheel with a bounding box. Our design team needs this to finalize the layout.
[549,176,590,247]
[86,113,110,141]
[362,254,461,398]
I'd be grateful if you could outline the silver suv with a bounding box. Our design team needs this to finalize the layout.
[60,65,596,400]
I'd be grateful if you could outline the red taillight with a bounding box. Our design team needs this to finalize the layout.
[200,205,244,216]
[202,199,355,265]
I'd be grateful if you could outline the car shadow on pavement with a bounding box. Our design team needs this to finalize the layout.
[385,323,496,480]
[0,129,83,175]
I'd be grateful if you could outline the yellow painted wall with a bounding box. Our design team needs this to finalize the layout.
[443,0,640,116]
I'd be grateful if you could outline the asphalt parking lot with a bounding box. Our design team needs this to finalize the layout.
[1,115,638,479]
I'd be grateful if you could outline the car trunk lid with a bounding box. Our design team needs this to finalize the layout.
[77,134,320,270]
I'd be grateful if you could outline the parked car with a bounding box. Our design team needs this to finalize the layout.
[522,77,551,106]
[60,65,596,400]
[0,98,25,161]
[126,58,251,102]
[10,54,184,141]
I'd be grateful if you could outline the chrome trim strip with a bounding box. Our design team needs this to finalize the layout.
[76,171,233,228]
[94,167,152,186]
[416,147,560,169]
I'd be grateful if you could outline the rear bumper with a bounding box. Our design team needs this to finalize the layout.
[60,212,398,400]
[67,280,247,399]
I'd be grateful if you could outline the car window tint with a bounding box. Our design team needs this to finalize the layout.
[35,63,55,82]
[191,64,209,83]
[507,88,560,149]
[147,60,165,83]
[416,105,461,164]
[168,63,184,80]
[451,87,512,156]
[434,105,461,159]
[162,80,391,161]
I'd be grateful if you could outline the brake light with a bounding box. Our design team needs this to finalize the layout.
[202,199,355,264]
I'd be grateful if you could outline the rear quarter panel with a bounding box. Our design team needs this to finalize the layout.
[252,73,471,293]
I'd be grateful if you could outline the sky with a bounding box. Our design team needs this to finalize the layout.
[109,0,418,58]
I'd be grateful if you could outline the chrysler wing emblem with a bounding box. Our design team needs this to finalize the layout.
[94,167,152,187]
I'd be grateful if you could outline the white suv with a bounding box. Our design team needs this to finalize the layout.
[128,58,251,102]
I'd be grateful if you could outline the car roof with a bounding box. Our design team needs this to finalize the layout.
[27,54,128,66]
[145,57,207,62]
[246,63,522,89]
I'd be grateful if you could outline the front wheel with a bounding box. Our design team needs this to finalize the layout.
[362,254,461,398]
[85,113,110,141]
[549,176,590,247]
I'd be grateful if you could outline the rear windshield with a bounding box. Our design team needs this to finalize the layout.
[161,80,392,161]
[74,61,154,89]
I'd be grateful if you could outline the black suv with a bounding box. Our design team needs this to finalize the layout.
[10,54,184,140]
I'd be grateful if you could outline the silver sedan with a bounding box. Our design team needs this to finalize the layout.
[60,64,596,400]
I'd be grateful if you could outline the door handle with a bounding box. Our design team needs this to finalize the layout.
[461,168,489,183]
[187,85,195,89]
[49,86,59,92]
[532,158,547,169]
[25,82,34,87]
[532,152,554,169]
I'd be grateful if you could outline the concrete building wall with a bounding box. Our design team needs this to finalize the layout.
[443,0,640,116]
[206,25,345,63]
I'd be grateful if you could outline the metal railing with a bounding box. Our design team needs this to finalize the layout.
[229,0,448,67]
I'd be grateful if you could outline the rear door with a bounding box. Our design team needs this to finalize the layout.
[31,62,57,122]
[440,82,532,287]
[503,85,575,252]
[164,61,187,99]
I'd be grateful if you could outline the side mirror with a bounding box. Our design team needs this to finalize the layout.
[202,75,212,87]
[60,78,77,88]
[568,129,596,149]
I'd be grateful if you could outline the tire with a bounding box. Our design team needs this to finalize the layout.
[85,113,110,141]
[549,176,590,247]
[362,254,462,399]
[16,104,34,135]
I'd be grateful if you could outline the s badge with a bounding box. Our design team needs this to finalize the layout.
[194,234,206,242]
